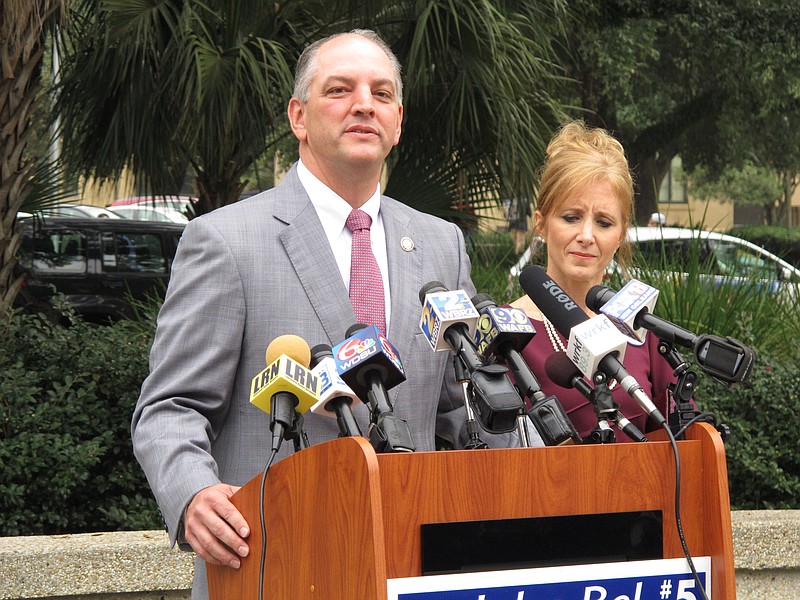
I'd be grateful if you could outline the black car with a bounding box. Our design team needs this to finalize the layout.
[15,216,185,322]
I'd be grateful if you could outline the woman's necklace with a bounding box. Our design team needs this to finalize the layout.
[542,315,566,352]
[541,313,617,390]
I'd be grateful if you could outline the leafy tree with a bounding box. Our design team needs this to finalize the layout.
[384,1,568,215]
[688,162,783,225]
[53,0,567,218]
[557,1,800,225]
[55,0,297,216]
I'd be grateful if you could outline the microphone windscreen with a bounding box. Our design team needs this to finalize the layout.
[266,334,311,367]
[346,323,367,339]
[586,285,616,311]
[544,351,582,389]
[470,292,496,312]
[418,280,447,304]
[309,344,333,368]
[518,265,587,336]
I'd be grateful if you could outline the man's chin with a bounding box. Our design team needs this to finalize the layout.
[343,147,391,168]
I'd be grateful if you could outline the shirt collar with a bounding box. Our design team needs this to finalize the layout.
[297,159,382,240]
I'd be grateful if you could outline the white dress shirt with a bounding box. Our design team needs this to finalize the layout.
[296,160,391,330]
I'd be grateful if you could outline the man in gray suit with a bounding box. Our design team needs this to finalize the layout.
[132,29,516,599]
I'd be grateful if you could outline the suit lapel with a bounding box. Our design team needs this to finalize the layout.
[275,169,355,344]
[382,199,422,376]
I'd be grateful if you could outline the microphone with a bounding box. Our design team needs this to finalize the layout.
[250,334,319,453]
[545,351,647,443]
[519,265,666,427]
[419,283,481,352]
[332,324,415,453]
[309,344,362,438]
[587,282,755,384]
[544,351,595,399]
[419,282,524,434]
[471,293,580,446]
[471,294,537,393]
[588,279,659,343]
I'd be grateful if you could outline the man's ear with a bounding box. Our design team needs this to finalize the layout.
[288,98,307,142]
[392,104,403,146]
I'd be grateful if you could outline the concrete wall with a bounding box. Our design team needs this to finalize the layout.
[1,511,798,599]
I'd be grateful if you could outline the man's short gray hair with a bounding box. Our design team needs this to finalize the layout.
[292,29,403,105]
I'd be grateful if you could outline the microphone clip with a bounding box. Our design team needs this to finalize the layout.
[367,414,415,453]
[584,372,647,444]
[583,374,618,444]
[453,356,489,450]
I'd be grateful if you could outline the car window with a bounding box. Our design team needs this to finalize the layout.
[709,240,781,280]
[20,230,87,274]
[101,232,167,273]
[634,238,717,274]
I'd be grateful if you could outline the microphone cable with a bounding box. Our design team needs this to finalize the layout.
[661,421,711,600]
[257,447,280,600]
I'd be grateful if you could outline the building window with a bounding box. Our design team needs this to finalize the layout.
[659,156,688,204]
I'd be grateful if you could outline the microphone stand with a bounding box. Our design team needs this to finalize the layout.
[584,373,617,444]
[585,372,648,444]
[453,357,489,450]
[286,412,310,453]
[656,340,713,440]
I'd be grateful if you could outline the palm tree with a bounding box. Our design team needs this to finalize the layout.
[55,0,298,215]
[54,1,568,219]
[0,1,71,311]
[384,1,568,216]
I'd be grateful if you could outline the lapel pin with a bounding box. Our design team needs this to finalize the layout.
[400,237,414,252]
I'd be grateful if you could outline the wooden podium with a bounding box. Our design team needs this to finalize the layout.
[207,422,735,599]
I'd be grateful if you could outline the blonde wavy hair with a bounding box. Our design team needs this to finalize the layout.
[534,120,634,269]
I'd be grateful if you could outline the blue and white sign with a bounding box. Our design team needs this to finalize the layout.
[387,557,711,600]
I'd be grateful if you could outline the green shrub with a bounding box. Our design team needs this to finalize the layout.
[695,357,800,509]
[0,306,162,535]
[468,230,521,304]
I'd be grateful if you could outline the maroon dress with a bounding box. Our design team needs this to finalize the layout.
[519,317,678,442]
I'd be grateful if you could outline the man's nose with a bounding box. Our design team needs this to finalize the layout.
[351,86,376,115]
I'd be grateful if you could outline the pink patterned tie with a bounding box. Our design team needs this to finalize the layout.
[346,209,386,335]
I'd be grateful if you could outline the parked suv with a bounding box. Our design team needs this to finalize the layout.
[15,216,184,321]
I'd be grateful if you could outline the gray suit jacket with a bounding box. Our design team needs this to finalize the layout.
[131,165,480,598]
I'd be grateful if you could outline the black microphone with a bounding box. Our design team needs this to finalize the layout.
[332,324,415,453]
[587,283,755,385]
[519,265,666,427]
[471,293,580,446]
[545,351,647,443]
[309,344,362,438]
[419,282,524,434]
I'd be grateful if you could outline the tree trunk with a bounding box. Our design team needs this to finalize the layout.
[779,170,799,228]
[631,152,674,226]
[0,2,54,311]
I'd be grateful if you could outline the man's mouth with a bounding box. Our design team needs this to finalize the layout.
[346,125,378,136]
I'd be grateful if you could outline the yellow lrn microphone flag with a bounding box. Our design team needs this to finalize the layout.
[250,334,319,414]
